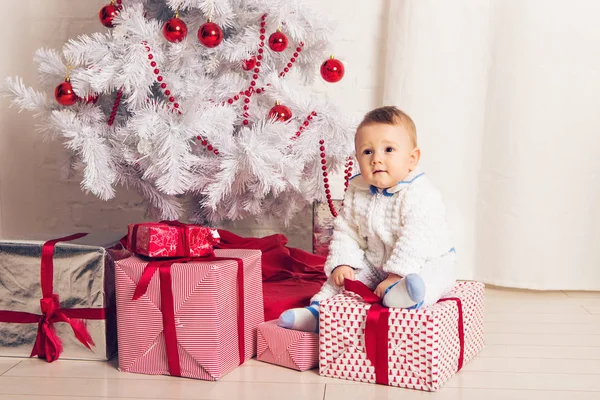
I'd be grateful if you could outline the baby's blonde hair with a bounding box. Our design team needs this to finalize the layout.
[357,106,417,147]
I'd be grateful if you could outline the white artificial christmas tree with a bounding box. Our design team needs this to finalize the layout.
[3,0,354,224]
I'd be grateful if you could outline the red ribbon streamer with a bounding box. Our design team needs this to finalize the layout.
[438,297,465,371]
[344,280,465,386]
[0,233,105,362]
[132,255,246,377]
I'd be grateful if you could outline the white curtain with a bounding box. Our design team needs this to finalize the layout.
[383,0,600,290]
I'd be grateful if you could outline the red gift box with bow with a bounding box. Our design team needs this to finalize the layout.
[126,221,220,258]
[0,233,128,362]
[319,281,485,391]
[115,249,264,380]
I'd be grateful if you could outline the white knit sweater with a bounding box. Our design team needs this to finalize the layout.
[324,170,455,279]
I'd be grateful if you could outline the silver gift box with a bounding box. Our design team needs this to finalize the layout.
[0,233,128,361]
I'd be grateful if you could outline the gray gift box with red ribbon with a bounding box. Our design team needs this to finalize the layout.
[0,233,128,361]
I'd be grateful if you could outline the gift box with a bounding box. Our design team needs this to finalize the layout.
[127,221,219,258]
[312,200,342,257]
[257,320,319,371]
[0,233,127,361]
[115,249,264,380]
[319,281,485,391]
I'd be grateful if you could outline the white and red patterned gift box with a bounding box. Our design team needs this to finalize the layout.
[319,281,485,391]
[257,320,319,371]
[115,249,264,380]
[126,221,219,258]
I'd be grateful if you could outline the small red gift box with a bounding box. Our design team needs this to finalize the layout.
[127,221,219,258]
[257,320,319,371]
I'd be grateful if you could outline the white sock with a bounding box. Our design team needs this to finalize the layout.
[382,274,426,309]
[277,303,320,332]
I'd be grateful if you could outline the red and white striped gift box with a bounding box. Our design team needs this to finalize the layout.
[115,249,264,380]
[257,320,319,371]
[319,281,485,391]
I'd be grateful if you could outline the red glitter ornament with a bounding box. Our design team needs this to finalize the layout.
[268,102,292,121]
[163,17,188,43]
[198,21,223,48]
[242,56,257,71]
[99,3,119,28]
[320,55,345,83]
[268,30,288,52]
[54,80,78,106]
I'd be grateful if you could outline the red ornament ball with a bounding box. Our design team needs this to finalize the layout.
[55,81,78,106]
[99,4,119,28]
[320,56,345,83]
[242,56,257,71]
[163,17,188,43]
[268,31,288,52]
[269,103,292,122]
[198,21,223,48]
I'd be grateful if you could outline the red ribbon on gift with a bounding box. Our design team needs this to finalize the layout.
[131,254,246,377]
[126,220,218,258]
[0,233,106,362]
[344,280,465,386]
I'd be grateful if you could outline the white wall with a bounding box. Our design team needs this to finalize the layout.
[0,0,387,249]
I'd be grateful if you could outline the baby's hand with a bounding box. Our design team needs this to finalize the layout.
[374,273,403,298]
[331,265,355,286]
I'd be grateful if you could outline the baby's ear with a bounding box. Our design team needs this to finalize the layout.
[409,147,421,170]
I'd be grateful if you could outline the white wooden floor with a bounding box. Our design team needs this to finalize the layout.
[1,286,599,399]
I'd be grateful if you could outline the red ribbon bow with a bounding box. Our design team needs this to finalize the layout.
[131,254,246,377]
[343,280,465,386]
[0,233,106,362]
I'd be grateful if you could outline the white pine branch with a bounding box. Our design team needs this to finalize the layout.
[2,77,50,115]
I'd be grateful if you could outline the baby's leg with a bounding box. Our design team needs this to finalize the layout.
[419,251,457,305]
[383,251,457,308]
[382,274,427,309]
[278,278,340,332]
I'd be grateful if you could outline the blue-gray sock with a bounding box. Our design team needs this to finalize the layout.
[277,302,320,332]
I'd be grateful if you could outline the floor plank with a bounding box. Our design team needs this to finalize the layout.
[1,286,599,399]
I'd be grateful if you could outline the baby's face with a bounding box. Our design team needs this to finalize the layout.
[355,123,419,189]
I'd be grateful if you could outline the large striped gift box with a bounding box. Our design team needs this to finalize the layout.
[319,281,485,391]
[115,249,264,380]
[257,320,319,371]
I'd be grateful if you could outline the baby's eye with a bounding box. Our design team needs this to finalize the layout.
[385,147,394,152]
[363,149,373,155]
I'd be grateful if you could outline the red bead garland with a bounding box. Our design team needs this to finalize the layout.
[195,135,220,155]
[319,139,353,217]
[142,41,181,114]
[279,42,304,78]
[290,111,317,140]
[225,15,269,126]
